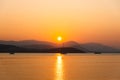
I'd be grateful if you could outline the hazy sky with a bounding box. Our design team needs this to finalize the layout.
[0,0,120,48]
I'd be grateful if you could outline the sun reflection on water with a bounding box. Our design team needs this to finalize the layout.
[55,53,63,80]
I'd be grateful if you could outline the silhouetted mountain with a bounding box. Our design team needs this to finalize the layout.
[0,44,26,52]
[63,41,120,53]
[42,47,85,53]
[0,44,85,53]
[0,40,120,53]
[0,40,54,45]
[0,40,55,50]
[81,43,120,53]
[63,41,89,52]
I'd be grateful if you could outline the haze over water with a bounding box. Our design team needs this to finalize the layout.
[0,53,120,80]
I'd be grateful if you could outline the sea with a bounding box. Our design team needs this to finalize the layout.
[0,53,120,80]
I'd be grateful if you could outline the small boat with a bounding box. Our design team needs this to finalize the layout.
[9,52,15,54]
[61,52,67,54]
[94,52,101,54]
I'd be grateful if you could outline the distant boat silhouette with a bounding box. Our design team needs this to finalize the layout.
[94,52,101,54]
[9,52,15,54]
[61,52,67,54]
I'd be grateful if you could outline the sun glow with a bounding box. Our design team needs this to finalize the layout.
[57,36,62,42]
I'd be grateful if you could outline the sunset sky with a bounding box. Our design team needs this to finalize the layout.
[0,0,120,48]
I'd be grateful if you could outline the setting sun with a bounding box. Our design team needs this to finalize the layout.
[57,36,62,42]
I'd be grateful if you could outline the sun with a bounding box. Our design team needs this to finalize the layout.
[57,36,62,41]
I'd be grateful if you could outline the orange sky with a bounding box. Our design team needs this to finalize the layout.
[0,0,120,48]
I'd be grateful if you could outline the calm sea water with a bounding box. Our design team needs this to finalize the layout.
[0,53,120,80]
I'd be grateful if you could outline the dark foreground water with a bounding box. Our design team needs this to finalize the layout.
[0,53,120,80]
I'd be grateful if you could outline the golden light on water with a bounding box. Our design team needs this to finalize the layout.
[55,53,63,80]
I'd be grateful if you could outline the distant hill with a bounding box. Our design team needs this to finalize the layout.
[0,44,85,53]
[81,43,120,53]
[63,41,89,52]
[0,40,120,53]
[42,47,85,53]
[0,44,26,52]
[64,41,120,53]
[0,40,55,50]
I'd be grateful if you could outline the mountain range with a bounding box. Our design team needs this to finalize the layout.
[0,40,120,53]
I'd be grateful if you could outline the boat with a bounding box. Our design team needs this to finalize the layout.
[9,52,15,54]
[61,52,67,54]
[94,52,101,54]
